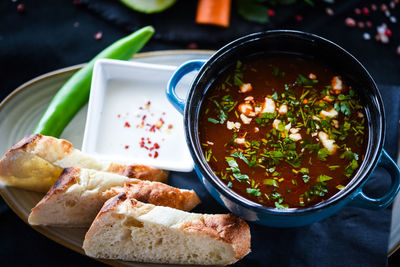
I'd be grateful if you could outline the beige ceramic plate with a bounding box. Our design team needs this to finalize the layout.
[0,50,213,267]
[1,50,399,264]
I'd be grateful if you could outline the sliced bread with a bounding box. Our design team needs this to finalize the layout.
[0,134,168,192]
[83,193,251,266]
[28,167,200,227]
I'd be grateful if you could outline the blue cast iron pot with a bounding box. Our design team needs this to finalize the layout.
[166,30,400,227]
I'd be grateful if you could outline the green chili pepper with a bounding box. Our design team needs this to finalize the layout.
[33,26,155,137]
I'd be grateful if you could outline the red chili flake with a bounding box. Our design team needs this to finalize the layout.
[385,29,392,37]
[366,21,373,28]
[381,4,388,12]
[162,112,166,115]
[362,7,370,16]
[148,140,151,144]
[154,151,159,159]
[145,101,151,109]
[149,125,157,132]
[325,8,334,16]
[187,43,198,49]
[17,4,25,13]
[124,145,129,149]
[148,153,152,157]
[358,21,365,28]
[117,114,121,118]
[354,8,361,15]
[154,143,160,149]
[345,17,356,27]
[371,4,377,11]
[294,14,303,22]
[94,31,103,40]
[267,9,275,17]
[168,124,173,129]
[124,122,131,128]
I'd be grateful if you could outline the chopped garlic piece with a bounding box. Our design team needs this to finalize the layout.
[290,128,300,134]
[320,108,338,118]
[227,121,241,131]
[262,97,275,113]
[234,137,246,145]
[254,127,259,133]
[244,96,254,102]
[323,95,335,102]
[312,115,321,121]
[278,104,288,115]
[331,76,343,93]
[272,119,281,129]
[239,83,253,93]
[207,141,214,145]
[311,132,318,137]
[240,114,252,124]
[308,73,317,80]
[318,131,337,154]
[289,133,302,141]
[332,119,339,129]
[284,122,292,131]
[238,103,253,115]
[357,112,364,118]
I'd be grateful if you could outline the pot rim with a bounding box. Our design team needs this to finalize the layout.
[184,30,385,216]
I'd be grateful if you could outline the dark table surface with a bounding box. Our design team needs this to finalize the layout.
[1,0,400,266]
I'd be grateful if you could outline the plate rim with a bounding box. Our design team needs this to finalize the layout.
[0,49,214,267]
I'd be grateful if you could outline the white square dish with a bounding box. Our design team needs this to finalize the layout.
[82,59,194,172]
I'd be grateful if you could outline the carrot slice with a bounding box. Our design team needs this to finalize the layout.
[196,0,231,27]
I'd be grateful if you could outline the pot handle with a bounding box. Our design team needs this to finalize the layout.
[166,60,206,114]
[351,149,400,210]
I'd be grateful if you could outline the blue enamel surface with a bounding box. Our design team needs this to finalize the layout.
[166,31,400,227]
[166,60,206,115]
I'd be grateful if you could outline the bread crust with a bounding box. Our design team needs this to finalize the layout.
[84,194,251,265]
[1,134,168,193]
[29,168,200,227]
[180,214,251,260]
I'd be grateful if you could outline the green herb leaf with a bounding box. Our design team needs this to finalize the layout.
[272,92,279,100]
[275,202,289,209]
[246,188,262,197]
[236,0,269,23]
[317,174,333,182]
[317,148,331,161]
[302,174,311,183]
[207,118,219,124]
[231,151,250,165]
[263,179,279,187]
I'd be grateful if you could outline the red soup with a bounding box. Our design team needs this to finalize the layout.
[198,55,368,209]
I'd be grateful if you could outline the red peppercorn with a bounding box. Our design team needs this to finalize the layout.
[17,4,24,13]
[362,7,370,16]
[295,15,303,22]
[345,17,356,27]
[94,31,103,40]
[124,122,130,128]
[385,29,392,37]
[354,8,361,15]
[187,43,198,49]
[267,9,275,17]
